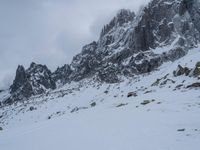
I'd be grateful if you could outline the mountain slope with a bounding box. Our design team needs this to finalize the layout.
[0,46,200,150]
[1,0,200,150]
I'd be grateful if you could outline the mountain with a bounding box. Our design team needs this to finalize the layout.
[2,0,200,104]
[0,1,200,149]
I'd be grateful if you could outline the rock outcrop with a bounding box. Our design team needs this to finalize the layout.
[5,63,56,104]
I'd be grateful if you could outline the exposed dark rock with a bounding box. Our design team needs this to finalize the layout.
[52,64,72,84]
[5,62,57,103]
[175,84,184,89]
[141,100,151,105]
[116,103,128,107]
[104,90,109,94]
[162,47,187,62]
[90,102,96,107]
[179,0,194,16]
[193,62,200,77]
[10,65,28,94]
[177,128,185,132]
[100,9,135,38]
[29,106,36,111]
[96,64,120,83]
[186,82,200,88]
[0,127,3,131]
[144,90,153,94]
[151,74,169,86]
[26,63,56,91]
[70,106,88,113]
[160,79,175,85]
[127,92,137,98]
[173,65,191,76]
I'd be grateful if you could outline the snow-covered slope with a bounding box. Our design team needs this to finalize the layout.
[1,0,200,149]
[0,46,200,150]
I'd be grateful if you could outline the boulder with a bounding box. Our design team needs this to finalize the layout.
[173,65,191,76]
[90,102,96,107]
[127,92,137,97]
[141,100,151,105]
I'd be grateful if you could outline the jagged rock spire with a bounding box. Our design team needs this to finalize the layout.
[10,65,27,93]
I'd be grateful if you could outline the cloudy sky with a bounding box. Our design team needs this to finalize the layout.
[0,0,150,89]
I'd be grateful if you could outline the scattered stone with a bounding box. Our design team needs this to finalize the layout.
[29,106,36,111]
[91,102,96,107]
[71,107,79,113]
[177,128,185,132]
[141,100,151,105]
[127,92,137,97]
[151,74,171,86]
[0,127,3,131]
[48,116,51,120]
[151,78,161,86]
[56,111,61,114]
[71,107,88,113]
[175,84,184,89]
[182,80,186,83]
[144,90,153,94]
[193,62,200,77]
[157,102,162,104]
[116,103,128,107]
[104,90,109,94]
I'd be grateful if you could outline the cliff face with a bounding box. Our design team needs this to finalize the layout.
[4,0,200,104]
[67,0,200,82]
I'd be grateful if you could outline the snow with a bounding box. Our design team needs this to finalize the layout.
[0,47,200,150]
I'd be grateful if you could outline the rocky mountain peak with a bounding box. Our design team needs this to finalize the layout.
[4,0,200,104]
[6,62,56,104]
[10,65,27,93]
[30,62,36,68]
[100,9,135,38]
[52,64,72,85]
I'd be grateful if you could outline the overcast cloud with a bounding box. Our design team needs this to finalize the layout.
[0,0,150,89]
